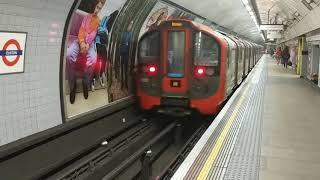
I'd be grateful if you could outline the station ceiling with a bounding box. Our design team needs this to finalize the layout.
[171,0,263,42]
[170,0,320,43]
[255,0,319,26]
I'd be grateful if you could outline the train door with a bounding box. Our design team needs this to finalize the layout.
[236,44,243,85]
[241,41,247,78]
[250,45,254,69]
[246,42,252,70]
[252,46,255,66]
[243,42,249,75]
[224,37,237,95]
[228,36,241,86]
[161,29,191,99]
[253,46,257,65]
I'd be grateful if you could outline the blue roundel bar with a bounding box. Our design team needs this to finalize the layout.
[0,50,23,56]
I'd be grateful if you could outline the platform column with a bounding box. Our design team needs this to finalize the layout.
[298,36,308,78]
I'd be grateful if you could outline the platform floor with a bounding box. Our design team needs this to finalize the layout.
[172,55,320,180]
[65,88,109,118]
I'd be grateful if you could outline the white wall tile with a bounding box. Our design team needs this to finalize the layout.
[0,0,74,146]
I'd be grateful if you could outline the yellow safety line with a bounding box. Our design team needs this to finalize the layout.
[197,85,250,180]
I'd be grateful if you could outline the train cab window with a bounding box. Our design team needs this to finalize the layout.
[139,31,160,62]
[167,31,185,78]
[193,32,220,76]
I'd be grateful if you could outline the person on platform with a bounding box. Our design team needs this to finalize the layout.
[282,46,290,68]
[275,47,282,65]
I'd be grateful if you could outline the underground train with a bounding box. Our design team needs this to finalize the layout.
[136,19,264,116]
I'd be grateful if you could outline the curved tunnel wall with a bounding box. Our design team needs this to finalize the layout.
[282,5,320,42]
[0,0,74,146]
[61,0,158,119]
[61,0,206,119]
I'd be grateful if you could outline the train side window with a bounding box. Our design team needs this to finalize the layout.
[139,31,160,62]
[193,32,220,75]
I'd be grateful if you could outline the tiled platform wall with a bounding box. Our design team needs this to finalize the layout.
[0,0,73,146]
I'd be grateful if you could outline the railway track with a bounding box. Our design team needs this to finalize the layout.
[0,100,142,180]
[46,115,173,180]
[0,99,211,180]
[113,115,211,180]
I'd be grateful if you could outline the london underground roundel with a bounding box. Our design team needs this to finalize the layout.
[0,32,27,74]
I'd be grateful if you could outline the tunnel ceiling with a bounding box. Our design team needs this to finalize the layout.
[170,0,263,43]
[254,0,320,26]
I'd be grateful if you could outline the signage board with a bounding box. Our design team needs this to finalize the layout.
[0,32,27,75]
[260,24,284,31]
[267,31,282,39]
[306,35,320,42]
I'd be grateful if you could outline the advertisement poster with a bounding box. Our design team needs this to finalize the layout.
[139,2,179,38]
[64,0,128,118]
[63,0,200,118]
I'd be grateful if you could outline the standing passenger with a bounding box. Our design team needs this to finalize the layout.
[270,48,274,57]
[282,46,290,68]
[275,47,282,65]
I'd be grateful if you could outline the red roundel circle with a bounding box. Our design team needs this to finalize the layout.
[2,39,21,66]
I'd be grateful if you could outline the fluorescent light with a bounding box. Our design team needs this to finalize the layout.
[241,0,263,40]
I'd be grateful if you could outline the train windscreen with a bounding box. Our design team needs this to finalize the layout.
[193,32,220,76]
[167,31,185,78]
[139,31,160,61]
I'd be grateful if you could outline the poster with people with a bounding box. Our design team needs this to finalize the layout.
[139,2,174,38]
[64,0,127,118]
[138,1,195,38]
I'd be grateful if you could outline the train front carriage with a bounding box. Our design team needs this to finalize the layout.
[136,19,262,116]
[136,20,228,115]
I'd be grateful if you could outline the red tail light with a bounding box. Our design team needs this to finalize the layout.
[145,65,157,75]
[194,66,215,77]
[195,66,205,77]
